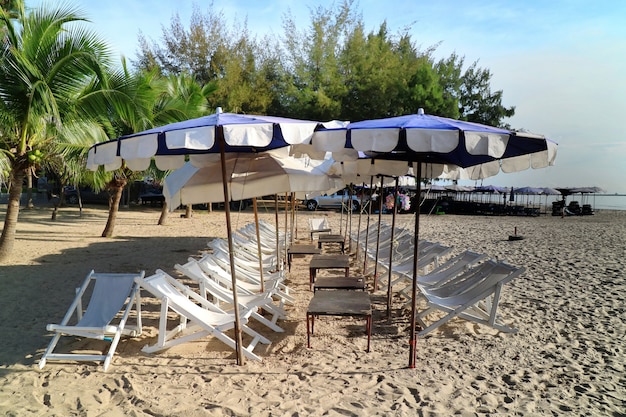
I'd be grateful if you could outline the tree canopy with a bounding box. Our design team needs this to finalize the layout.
[134,0,514,127]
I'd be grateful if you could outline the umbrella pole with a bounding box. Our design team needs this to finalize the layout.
[253,198,264,293]
[386,177,399,319]
[274,194,280,269]
[408,163,422,369]
[355,181,366,261]
[339,193,344,235]
[373,176,384,290]
[294,193,299,240]
[290,192,296,245]
[284,193,289,262]
[219,135,244,365]
[362,177,374,273]
[346,184,353,253]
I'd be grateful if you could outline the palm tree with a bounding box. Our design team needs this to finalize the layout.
[53,120,110,218]
[148,73,214,225]
[96,68,212,237]
[0,4,111,261]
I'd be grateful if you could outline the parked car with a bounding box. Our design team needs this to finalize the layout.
[138,186,165,207]
[304,189,368,211]
[63,186,110,205]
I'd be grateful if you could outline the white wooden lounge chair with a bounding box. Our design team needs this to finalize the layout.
[175,258,286,332]
[308,217,331,240]
[39,270,144,371]
[238,220,286,248]
[417,250,489,288]
[208,248,295,305]
[415,260,525,336]
[371,239,442,289]
[397,250,488,303]
[136,270,270,361]
[209,238,277,271]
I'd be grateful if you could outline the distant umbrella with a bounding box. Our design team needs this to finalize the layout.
[541,187,562,195]
[514,187,544,194]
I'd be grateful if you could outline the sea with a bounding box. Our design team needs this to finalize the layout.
[450,193,626,212]
[582,194,626,211]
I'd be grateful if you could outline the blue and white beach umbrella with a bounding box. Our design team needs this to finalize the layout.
[309,108,558,369]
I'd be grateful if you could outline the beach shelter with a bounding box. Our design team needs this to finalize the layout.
[87,108,333,365]
[309,108,558,368]
[512,186,544,207]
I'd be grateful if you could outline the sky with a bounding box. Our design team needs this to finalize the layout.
[28,0,626,193]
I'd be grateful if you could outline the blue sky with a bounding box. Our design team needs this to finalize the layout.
[29,1,626,193]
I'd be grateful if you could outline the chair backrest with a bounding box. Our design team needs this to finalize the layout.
[77,273,137,327]
[430,261,524,306]
[176,258,234,304]
[308,217,328,231]
[418,250,488,286]
[139,271,232,324]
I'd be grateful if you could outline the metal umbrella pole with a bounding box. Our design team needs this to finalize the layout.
[218,133,244,365]
[408,163,422,369]
[373,175,385,290]
[361,176,375,272]
[252,197,264,293]
[274,194,281,269]
[354,181,367,260]
[386,176,400,319]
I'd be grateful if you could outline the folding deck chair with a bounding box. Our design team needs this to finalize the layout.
[39,270,144,371]
[209,246,295,305]
[175,258,286,332]
[136,270,270,361]
[308,217,331,240]
[415,260,525,336]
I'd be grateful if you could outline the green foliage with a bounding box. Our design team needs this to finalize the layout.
[135,4,273,115]
[435,53,514,127]
[133,0,514,127]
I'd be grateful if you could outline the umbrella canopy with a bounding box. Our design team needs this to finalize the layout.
[445,184,475,192]
[311,108,557,180]
[87,108,327,172]
[540,187,562,195]
[475,185,508,193]
[163,148,337,208]
[309,108,558,369]
[514,186,544,195]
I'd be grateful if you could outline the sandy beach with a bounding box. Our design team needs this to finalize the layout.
[0,203,624,416]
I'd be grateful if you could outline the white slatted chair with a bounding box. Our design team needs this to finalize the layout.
[308,217,331,240]
[397,250,489,302]
[415,260,525,336]
[136,270,270,361]
[175,258,285,332]
[202,252,295,305]
[39,270,144,371]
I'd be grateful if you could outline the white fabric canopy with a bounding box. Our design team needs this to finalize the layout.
[163,148,339,209]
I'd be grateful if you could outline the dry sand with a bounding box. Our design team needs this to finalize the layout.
[0,203,624,416]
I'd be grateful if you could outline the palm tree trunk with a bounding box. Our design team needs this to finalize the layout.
[158,201,169,225]
[101,179,126,238]
[0,167,26,262]
[26,170,34,209]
